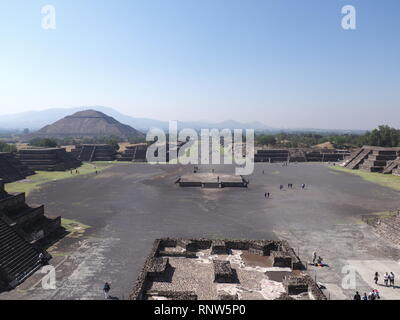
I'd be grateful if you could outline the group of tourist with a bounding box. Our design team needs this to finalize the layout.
[374,271,395,287]
[264,183,307,198]
[354,290,380,300]
[311,251,325,266]
[353,272,396,300]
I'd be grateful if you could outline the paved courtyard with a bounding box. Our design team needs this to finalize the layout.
[1,162,400,300]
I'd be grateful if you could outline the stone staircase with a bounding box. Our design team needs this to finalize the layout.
[344,148,371,169]
[117,144,148,162]
[78,145,95,161]
[359,150,398,173]
[74,144,116,162]
[383,157,400,174]
[0,216,47,289]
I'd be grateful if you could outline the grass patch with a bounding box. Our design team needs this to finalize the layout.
[329,166,400,191]
[362,210,399,225]
[61,218,91,238]
[5,162,113,195]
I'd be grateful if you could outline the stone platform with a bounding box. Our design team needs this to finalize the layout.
[178,173,248,188]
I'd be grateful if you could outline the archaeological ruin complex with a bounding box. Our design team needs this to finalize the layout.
[130,238,326,300]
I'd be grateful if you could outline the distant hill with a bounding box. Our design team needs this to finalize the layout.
[32,110,145,139]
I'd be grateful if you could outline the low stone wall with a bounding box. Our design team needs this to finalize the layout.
[129,238,306,300]
[283,274,327,300]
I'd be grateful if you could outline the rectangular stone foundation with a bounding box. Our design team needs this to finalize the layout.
[271,251,292,268]
[213,260,236,283]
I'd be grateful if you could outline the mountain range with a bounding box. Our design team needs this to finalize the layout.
[0,106,366,134]
[0,106,271,132]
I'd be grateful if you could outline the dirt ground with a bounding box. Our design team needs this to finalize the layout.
[1,162,400,300]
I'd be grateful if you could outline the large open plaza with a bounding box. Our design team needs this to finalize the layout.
[1,162,400,300]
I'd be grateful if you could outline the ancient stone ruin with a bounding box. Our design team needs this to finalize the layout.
[117,143,148,162]
[16,148,81,171]
[343,146,400,174]
[72,144,116,162]
[254,148,349,163]
[177,173,248,188]
[255,149,289,163]
[0,179,61,291]
[130,238,326,300]
[0,152,34,183]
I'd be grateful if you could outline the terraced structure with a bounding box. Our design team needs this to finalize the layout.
[0,152,34,183]
[0,179,59,291]
[17,148,81,171]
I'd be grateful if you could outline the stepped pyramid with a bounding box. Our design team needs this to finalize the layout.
[0,179,60,291]
[33,109,144,139]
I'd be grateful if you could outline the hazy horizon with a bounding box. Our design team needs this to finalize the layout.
[1,1,399,130]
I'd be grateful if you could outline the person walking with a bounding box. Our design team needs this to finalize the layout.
[103,282,111,299]
[374,272,379,285]
[353,291,361,300]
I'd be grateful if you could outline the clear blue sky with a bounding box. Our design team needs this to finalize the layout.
[0,0,399,129]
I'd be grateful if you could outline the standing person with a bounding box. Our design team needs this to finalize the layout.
[312,251,317,264]
[103,282,111,299]
[301,183,305,189]
[280,184,283,190]
[264,192,267,198]
[384,272,389,286]
[362,293,368,300]
[267,192,270,198]
[353,291,361,300]
[374,272,379,285]
[368,291,375,300]
[390,272,395,287]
